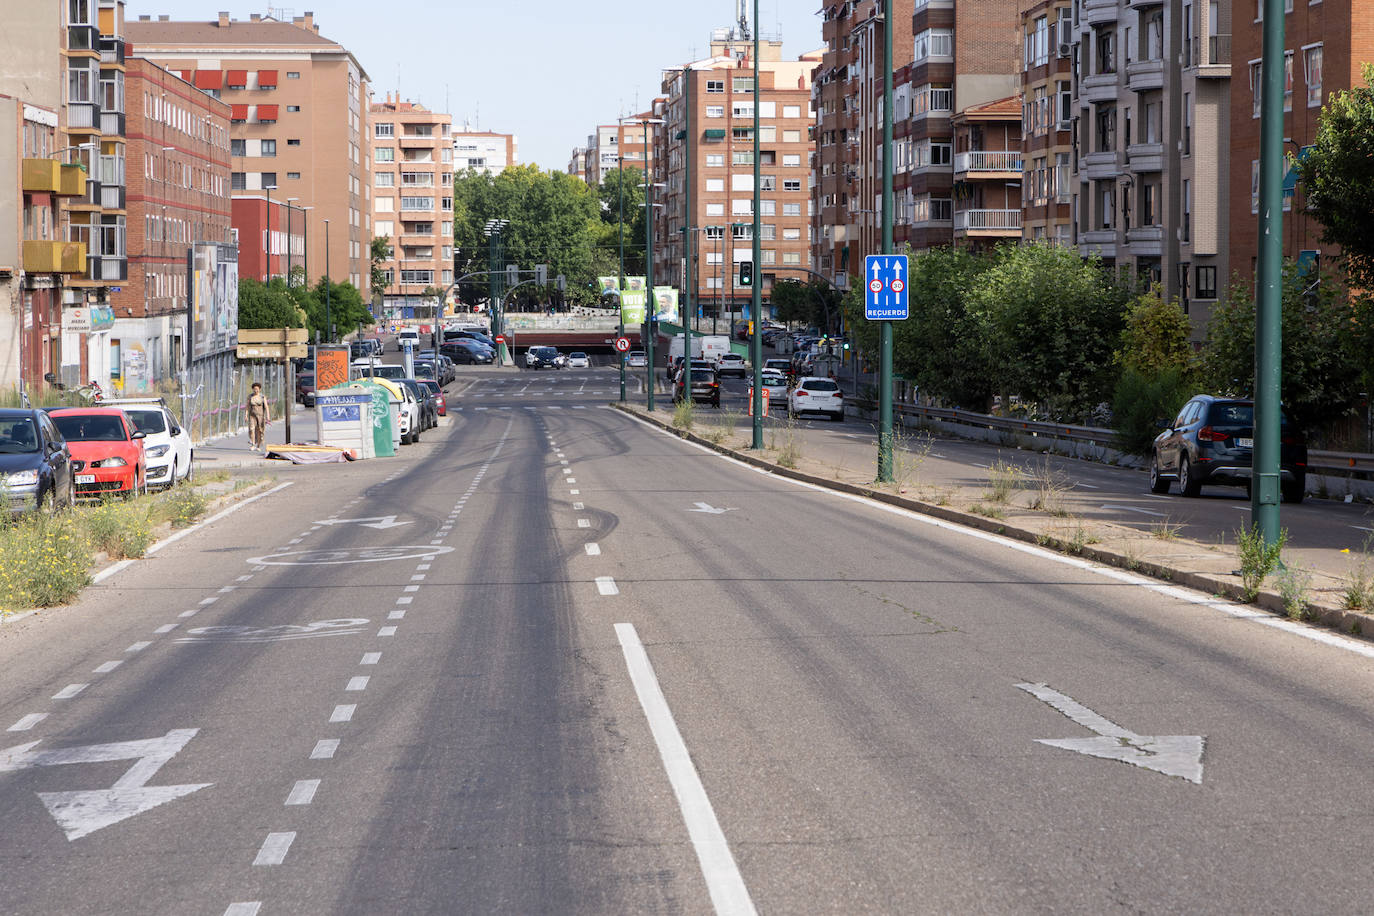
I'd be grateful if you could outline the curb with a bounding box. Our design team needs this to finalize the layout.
[612,402,1372,643]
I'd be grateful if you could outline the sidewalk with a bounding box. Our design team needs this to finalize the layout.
[193,402,318,470]
[619,401,1374,642]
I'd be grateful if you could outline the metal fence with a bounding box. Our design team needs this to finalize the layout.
[179,352,287,446]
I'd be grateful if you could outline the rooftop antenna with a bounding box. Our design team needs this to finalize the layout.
[736,0,751,40]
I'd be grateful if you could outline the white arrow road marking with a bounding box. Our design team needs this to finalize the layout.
[689,502,737,514]
[314,516,410,530]
[1099,504,1169,517]
[0,728,210,839]
[1016,683,1205,784]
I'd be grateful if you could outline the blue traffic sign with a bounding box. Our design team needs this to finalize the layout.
[864,254,909,321]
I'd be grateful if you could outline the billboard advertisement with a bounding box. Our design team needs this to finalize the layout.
[651,287,679,324]
[188,242,239,362]
[599,276,649,327]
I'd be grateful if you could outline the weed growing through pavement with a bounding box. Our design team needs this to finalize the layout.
[0,511,90,611]
[985,460,1019,503]
[890,425,934,492]
[1276,563,1314,619]
[158,485,210,529]
[1340,535,1374,610]
[768,414,802,469]
[81,498,155,560]
[1026,456,1072,516]
[968,502,1006,520]
[1236,523,1288,602]
[672,398,695,431]
[1151,517,1184,540]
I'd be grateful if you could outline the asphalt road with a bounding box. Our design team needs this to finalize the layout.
[1,365,1372,913]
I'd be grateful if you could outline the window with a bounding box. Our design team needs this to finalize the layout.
[1142,100,1161,144]
[1196,265,1217,299]
[260,139,276,157]
[287,171,300,180]
[706,202,725,217]
[783,104,801,119]
[704,226,724,239]
[706,178,725,192]
[1284,50,1294,111]
[759,175,776,191]
[732,77,754,93]
[287,138,300,146]
[230,138,245,157]
[375,123,394,138]
[782,153,801,167]
[1182,93,1192,154]
[375,172,395,187]
[1099,181,1115,229]
[1095,28,1116,74]
[783,129,802,143]
[914,28,954,61]
[286,71,300,79]
[1095,104,1116,152]
[286,105,300,113]
[783,227,801,240]
[1182,179,1191,242]
[1304,44,1321,106]
[1251,159,1260,212]
[400,197,434,211]
[732,127,754,141]
[1146,11,1164,60]
[260,172,277,188]
[732,151,753,166]
[376,148,394,162]
[782,202,801,217]
[1058,81,1072,127]
[706,105,724,117]
[1142,182,1157,225]
[732,102,754,118]
[1055,153,1071,203]
[706,79,724,93]
[732,199,752,216]
[732,223,752,240]
[783,179,802,192]
[706,153,724,167]
[1250,60,1263,117]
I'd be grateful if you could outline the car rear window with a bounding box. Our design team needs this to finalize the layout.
[53,415,126,441]
[803,379,840,392]
[690,370,716,382]
[124,409,167,435]
[570,352,587,358]
[1207,402,1293,427]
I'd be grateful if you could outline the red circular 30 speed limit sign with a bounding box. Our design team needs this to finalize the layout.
[891,279,905,293]
[614,337,631,352]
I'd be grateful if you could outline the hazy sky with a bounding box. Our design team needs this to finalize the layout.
[133,1,827,171]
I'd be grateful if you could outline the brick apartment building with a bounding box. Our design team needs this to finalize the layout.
[652,29,820,322]
[566,146,587,180]
[578,119,656,188]
[451,129,517,175]
[1229,0,1374,284]
[113,58,232,389]
[1018,0,1074,246]
[371,95,453,318]
[126,11,373,298]
[951,96,1024,247]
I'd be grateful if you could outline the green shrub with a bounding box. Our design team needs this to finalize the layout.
[81,499,155,559]
[0,513,90,610]
[159,485,210,529]
[1111,366,1193,456]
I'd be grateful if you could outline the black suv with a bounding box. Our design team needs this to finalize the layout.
[1150,395,1307,502]
[674,367,721,408]
[525,346,562,370]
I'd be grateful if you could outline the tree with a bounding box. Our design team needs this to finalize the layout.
[773,278,842,332]
[967,243,1128,422]
[1296,63,1374,288]
[1201,261,1362,429]
[1110,287,1197,455]
[596,166,646,275]
[287,277,373,341]
[370,236,392,296]
[237,278,304,329]
[1116,286,1195,374]
[891,246,996,410]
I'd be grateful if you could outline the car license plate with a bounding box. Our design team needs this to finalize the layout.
[1236,437,1254,448]
[76,474,95,484]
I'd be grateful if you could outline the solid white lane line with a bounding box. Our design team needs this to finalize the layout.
[388,610,406,620]
[154,624,177,634]
[285,779,320,806]
[596,577,619,596]
[361,652,381,665]
[1100,504,1168,517]
[614,623,756,915]
[346,676,370,692]
[94,660,122,673]
[53,684,87,700]
[330,705,356,722]
[126,641,152,653]
[585,543,601,557]
[8,713,48,732]
[378,626,398,637]
[310,739,339,760]
[253,832,296,866]
[1075,482,1101,489]
[578,519,591,528]
[223,904,261,916]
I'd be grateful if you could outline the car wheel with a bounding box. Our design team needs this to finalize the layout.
[168,460,177,489]
[45,485,59,514]
[1178,454,1202,497]
[831,411,843,422]
[1281,474,1306,504]
[1148,454,1171,494]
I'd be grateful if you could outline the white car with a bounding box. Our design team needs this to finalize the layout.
[715,352,748,377]
[397,384,422,444]
[105,398,193,488]
[626,350,647,368]
[788,376,844,422]
[757,371,789,408]
[566,351,590,369]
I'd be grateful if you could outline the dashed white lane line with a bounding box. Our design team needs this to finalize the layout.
[585,543,602,557]
[403,585,420,593]
[154,624,177,634]
[567,478,577,484]
[410,574,426,581]
[236,574,253,582]
[224,903,262,916]
[595,577,619,596]
[570,489,580,495]
[614,622,756,915]
[285,779,320,806]
[310,739,339,760]
[178,609,199,618]
[361,652,381,665]
[93,660,122,673]
[417,563,431,571]
[126,641,152,653]
[200,597,219,606]
[577,519,591,528]
[330,704,356,723]
[346,676,370,692]
[8,713,48,732]
[218,585,237,593]
[378,626,398,637]
[253,832,296,866]
[53,683,87,700]
[395,597,412,606]
[573,502,584,510]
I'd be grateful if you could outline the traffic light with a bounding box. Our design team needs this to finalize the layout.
[535,263,548,285]
[738,261,753,287]
[506,264,519,287]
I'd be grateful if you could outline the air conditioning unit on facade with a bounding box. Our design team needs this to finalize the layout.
[1057,43,1071,58]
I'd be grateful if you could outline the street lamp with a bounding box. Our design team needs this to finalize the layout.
[283,199,311,287]
[263,183,278,282]
[750,0,764,448]
[626,116,665,410]
[322,218,332,342]
[483,218,510,364]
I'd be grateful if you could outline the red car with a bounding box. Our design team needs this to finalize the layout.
[48,407,148,498]
[419,379,446,417]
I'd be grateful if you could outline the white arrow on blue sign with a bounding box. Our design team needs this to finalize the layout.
[864,254,909,321]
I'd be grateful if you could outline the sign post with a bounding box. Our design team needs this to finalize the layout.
[865,254,909,481]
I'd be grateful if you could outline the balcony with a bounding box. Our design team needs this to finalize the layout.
[399,135,436,149]
[66,102,100,132]
[1126,58,1165,92]
[100,111,125,136]
[953,151,1023,178]
[1080,72,1119,105]
[1078,230,1118,259]
[23,240,87,274]
[22,160,87,196]
[1081,0,1119,26]
[1126,225,1164,255]
[953,209,1022,235]
[66,25,99,54]
[100,184,126,210]
[1126,142,1164,172]
[1128,0,1163,9]
[99,37,126,66]
[1200,34,1231,78]
[1080,150,1119,180]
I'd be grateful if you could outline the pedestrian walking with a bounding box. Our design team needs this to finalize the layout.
[246,381,270,452]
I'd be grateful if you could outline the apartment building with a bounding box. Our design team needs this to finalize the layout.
[112,58,232,389]
[1229,0,1373,284]
[1018,0,1074,245]
[579,119,655,187]
[813,0,1020,280]
[126,11,373,297]
[371,95,454,317]
[1070,0,1230,334]
[652,30,820,321]
[566,146,587,181]
[451,129,517,175]
[951,96,1024,246]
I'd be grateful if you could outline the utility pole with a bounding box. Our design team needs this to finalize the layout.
[618,126,627,403]
[750,0,764,448]
[1252,0,1286,540]
[680,65,694,403]
[644,118,658,413]
[876,0,895,482]
[323,218,332,343]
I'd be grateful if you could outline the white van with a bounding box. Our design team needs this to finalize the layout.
[397,327,421,348]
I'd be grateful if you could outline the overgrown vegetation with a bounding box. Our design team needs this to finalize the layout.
[1236,524,1288,602]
